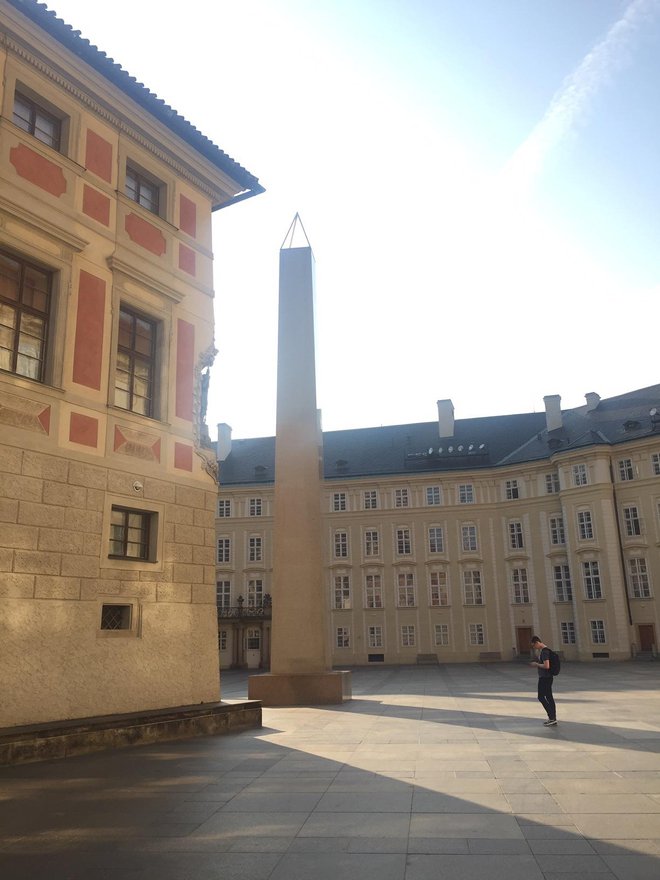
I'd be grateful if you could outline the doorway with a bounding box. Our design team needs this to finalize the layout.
[638,624,655,653]
[516,626,533,656]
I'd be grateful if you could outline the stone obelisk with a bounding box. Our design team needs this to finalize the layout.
[247,216,351,705]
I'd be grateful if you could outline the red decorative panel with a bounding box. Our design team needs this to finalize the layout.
[72,271,105,390]
[10,144,66,197]
[69,412,98,448]
[175,319,194,422]
[38,405,51,434]
[125,213,166,256]
[85,130,113,182]
[82,185,110,226]
[178,243,196,276]
[174,442,194,471]
[179,194,197,237]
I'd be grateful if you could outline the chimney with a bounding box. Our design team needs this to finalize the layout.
[217,423,232,461]
[585,392,600,412]
[437,399,455,439]
[543,395,562,432]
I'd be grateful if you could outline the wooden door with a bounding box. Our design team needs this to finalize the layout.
[516,627,533,655]
[639,624,655,652]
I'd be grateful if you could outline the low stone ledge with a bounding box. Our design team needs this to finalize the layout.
[0,700,261,765]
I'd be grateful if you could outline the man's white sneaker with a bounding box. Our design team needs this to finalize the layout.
[543,719,557,726]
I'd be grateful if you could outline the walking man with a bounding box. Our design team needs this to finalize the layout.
[530,635,557,726]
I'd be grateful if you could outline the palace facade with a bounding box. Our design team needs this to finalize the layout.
[0,0,262,726]
[216,386,660,668]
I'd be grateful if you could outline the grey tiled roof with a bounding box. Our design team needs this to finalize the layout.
[218,384,660,486]
[10,1,263,198]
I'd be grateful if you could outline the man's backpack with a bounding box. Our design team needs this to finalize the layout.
[548,649,561,676]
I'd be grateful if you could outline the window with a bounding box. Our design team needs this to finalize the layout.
[468,623,485,646]
[246,628,260,650]
[549,515,565,546]
[13,91,61,151]
[364,529,380,557]
[334,575,351,609]
[217,537,231,563]
[365,574,383,608]
[125,164,161,214]
[428,526,444,554]
[628,557,651,599]
[396,527,412,555]
[216,580,231,608]
[505,479,519,500]
[590,619,606,644]
[561,621,576,645]
[572,463,588,486]
[248,536,262,563]
[553,564,573,602]
[577,510,594,540]
[0,249,51,381]
[333,492,347,512]
[512,567,530,604]
[426,486,442,505]
[249,497,263,516]
[100,604,131,630]
[334,530,349,558]
[246,579,263,607]
[435,623,449,647]
[618,458,634,481]
[115,306,156,417]
[368,625,383,648]
[463,569,483,605]
[458,483,474,504]
[219,630,228,651]
[429,571,449,606]
[336,627,350,648]
[461,524,478,552]
[545,472,560,494]
[109,507,153,560]
[582,560,602,599]
[508,521,524,550]
[397,572,416,607]
[623,506,641,537]
[363,490,378,510]
[218,499,231,518]
[394,487,410,508]
[652,453,660,476]
[401,625,416,647]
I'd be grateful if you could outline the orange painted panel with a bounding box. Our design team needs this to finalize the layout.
[179,194,197,237]
[10,144,66,197]
[72,271,106,390]
[175,319,194,422]
[174,442,194,471]
[69,412,99,448]
[82,185,110,226]
[178,243,196,276]
[85,130,113,182]
[125,213,166,256]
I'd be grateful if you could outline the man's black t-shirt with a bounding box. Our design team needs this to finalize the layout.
[538,646,553,678]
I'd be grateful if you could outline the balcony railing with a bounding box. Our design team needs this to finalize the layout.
[217,598,272,620]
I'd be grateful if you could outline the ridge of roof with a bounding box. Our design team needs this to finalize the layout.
[7,0,263,196]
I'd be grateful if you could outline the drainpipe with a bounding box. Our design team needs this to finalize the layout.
[609,461,633,626]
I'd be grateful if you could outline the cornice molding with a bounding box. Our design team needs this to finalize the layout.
[0,192,88,253]
[106,255,184,304]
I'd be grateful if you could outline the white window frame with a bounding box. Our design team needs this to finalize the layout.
[572,463,588,486]
[426,485,442,506]
[590,619,606,644]
[396,527,412,555]
[365,574,383,608]
[577,510,594,540]
[217,499,231,518]
[367,625,383,648]
[334,574,351,609]
[458,483,474,504]
[334,530,349,558]
[618,458,634,481]
[217,537,231,564]
[623,505,641,537]
[401,624,416,647]
[333,492,347,512]
[428,526,444,554]
[463,569,484,605]
[397,572,416,607]
[435,623,449,646]
[394,487,410,508]
[363,490,378,510]
[336,626,350,648]
[582,560,602,599]
[364,529,380,557]
[560,621,576,645]
[512,567,530,604]
[628,557,651,599]
[248,497,263,517]
[216,580,231,608]
[505,479,519,500]
[508,520,524,550]
[553,564,573,602]
[429,571,449,606]
[545,472,560,494]
[549,515,565,546]
[248,535,262,563]
[468,623,485,646]
[652,453,660,476]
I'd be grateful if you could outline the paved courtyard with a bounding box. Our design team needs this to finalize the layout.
[2,662,660,879]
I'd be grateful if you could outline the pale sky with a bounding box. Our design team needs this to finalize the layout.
[48,0,660,438]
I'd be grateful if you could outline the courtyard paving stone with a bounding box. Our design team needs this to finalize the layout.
[1,662,660,878]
